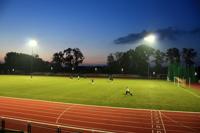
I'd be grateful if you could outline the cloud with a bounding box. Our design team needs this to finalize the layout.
[114,27,200,44]
[114,30,148,44]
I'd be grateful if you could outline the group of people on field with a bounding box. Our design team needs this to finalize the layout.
[70,75,133,96]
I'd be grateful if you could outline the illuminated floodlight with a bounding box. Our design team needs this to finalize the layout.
[144,34,156,44]
[153,72,155,75]
[195,72,197,76]
[29,39,38,47]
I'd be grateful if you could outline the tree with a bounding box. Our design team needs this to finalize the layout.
[166,48,180,64]
[63,48,84,68]
[52,52,64,72]
[52,48,84,72]
[182,48,197,82]
[182,48,197,67]
[4,52,50,73]
[106,44,155,75]
[134,44,155,75]
[72,48,85,66]
[107,53,115,66]
[153,50,165,73]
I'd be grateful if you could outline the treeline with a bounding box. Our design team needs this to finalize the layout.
[0,48,106,74]
[0,46,199,80]
[0,52,50,73]
[107,44,199,80]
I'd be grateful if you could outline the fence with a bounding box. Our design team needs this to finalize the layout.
[0,116,113,133]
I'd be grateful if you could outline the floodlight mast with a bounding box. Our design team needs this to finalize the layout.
[143,34,156,79]
[29,39,37,78]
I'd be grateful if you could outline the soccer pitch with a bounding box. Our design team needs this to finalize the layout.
[0,75,200,112]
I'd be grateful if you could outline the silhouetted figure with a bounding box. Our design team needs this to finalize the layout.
[125,87,133,96]
[91,79,94,84]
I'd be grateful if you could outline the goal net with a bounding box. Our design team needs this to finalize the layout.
[174,77,189,88]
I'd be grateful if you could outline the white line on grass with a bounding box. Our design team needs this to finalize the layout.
[181,88,200,98]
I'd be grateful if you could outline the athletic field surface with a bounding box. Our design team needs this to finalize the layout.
[0,75,200,112]
[0,96,200,133]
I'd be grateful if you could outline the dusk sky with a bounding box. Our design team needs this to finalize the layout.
[0,0,200,64]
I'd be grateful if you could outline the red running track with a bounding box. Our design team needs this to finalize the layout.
[0,96,200,133]
[191,83,200,90]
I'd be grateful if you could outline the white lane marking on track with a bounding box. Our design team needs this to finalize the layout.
[1,115,115,133]
[56,105,74,124]
[159,111,166,133]
[151,110,154,133]
[0,108,152,125]
[0,96,200,114]
[0,102,151,118]
[161,112,198,133]
[0,103,63,115]
[0,103,153,122]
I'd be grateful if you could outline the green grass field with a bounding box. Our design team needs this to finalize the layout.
[0,75,200,112]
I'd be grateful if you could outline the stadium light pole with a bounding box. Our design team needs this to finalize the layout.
[144,34,156,79]
[28,39,38,78]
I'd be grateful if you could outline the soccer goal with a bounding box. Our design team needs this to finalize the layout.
[174,77,190,88]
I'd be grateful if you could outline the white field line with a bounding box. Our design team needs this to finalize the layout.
[181,88,200,98]
[159,111,166,133]
[0,116,114,133]
[56,105,74,124]
[0,96,200,114]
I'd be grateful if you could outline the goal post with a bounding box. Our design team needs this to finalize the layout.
[174,76,190,88]
[168,63,197,86]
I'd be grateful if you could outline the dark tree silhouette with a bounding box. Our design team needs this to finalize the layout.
[52,51,64,72]
[153,50,165,73]
[63,48,84,68]
[107,53,115,66]
[182,48,197,67]
[4,52,50,73]
[106,44,155,75]
[52,48,84,72]
[166,48,180,64]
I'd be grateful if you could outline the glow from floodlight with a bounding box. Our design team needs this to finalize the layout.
[144,34,156,44]
[29,39,37,47]
[195,72,197,76]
